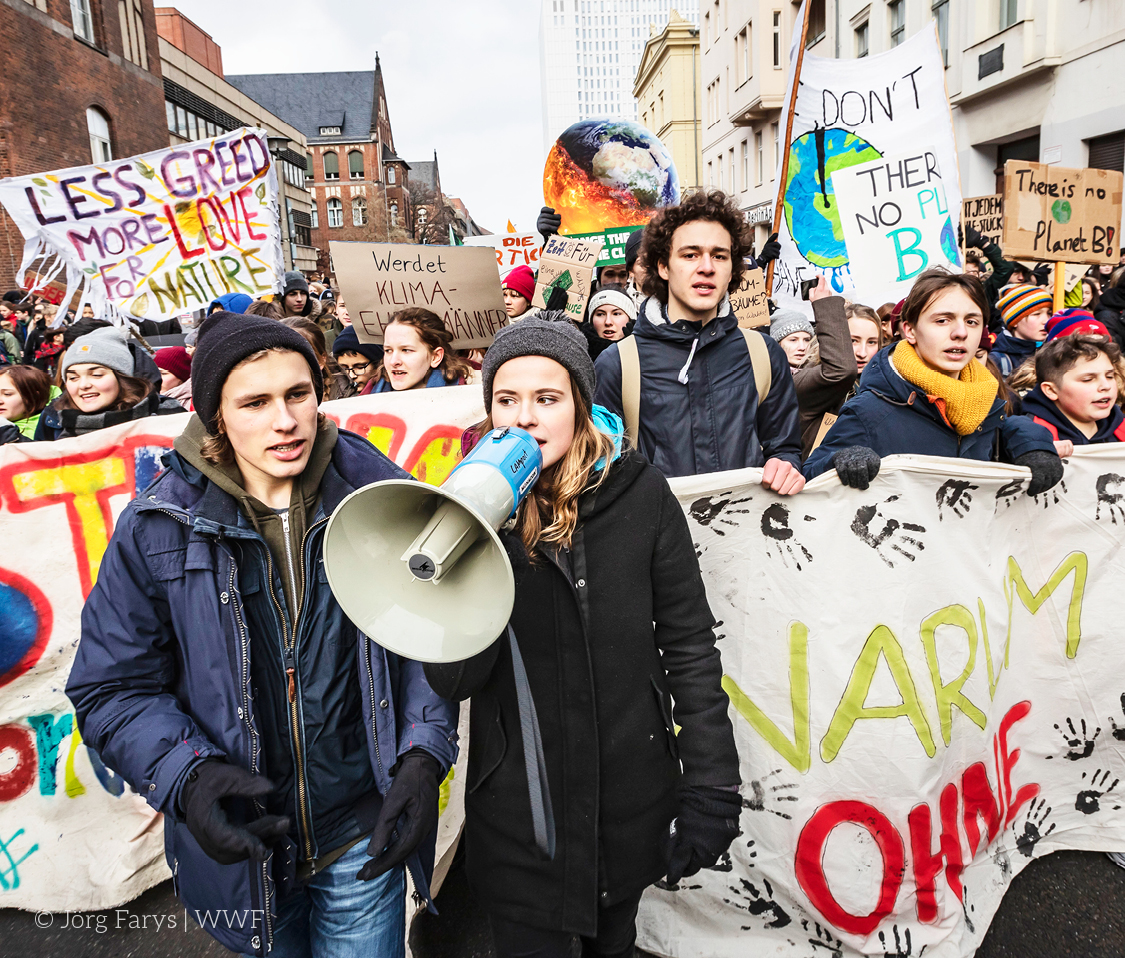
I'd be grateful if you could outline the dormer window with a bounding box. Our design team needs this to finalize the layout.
[387,166,396,184]
[319,126,341,136]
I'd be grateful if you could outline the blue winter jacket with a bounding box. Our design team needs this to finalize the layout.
[1021,385,1125,444]
[594,295,803,478]
[804,343,1057,479]
[67,428,459,956]
[990,328,1039,378]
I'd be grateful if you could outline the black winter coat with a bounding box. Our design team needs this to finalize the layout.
[1095,286,1125,350]
[424,452,739,936]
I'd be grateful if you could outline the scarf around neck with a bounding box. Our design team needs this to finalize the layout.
[891,341,998,436]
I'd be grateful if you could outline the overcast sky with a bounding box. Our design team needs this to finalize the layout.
[171,0,544,235]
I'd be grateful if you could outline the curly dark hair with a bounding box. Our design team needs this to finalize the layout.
[638,190,751,303]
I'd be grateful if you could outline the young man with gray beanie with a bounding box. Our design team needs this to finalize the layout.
[281,270,312,318]
[68,309,458,958]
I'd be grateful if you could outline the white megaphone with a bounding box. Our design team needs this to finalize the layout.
[322,426,543,662]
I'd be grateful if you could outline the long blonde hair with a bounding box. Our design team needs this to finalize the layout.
[477,380,617,554]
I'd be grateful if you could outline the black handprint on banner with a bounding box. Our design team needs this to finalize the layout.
[936,479,978,521]
[803,919,844,957]
[760,502,814,570]
[879,924,926,957]
[705,850,733,872]
[1031,477,1067,509]
[1076,769,1121,815]
[851,496,926,567]
[1109,694,1125,741]
[1014,799,1055,858]
[1047,717,1101,761]
[994,478,1026,511]
[1096,474,1125,524]
[722,877,791,930]
[690,494,754,537]
[742,768,799,820]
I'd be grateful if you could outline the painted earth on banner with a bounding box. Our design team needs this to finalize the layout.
[3,390,1125,958]
[771,25,961,312]
[0,127,283,322]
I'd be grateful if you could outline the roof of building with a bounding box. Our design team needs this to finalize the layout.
[225,70,376,142]
[409,158,438,192]
[382,143,410,169]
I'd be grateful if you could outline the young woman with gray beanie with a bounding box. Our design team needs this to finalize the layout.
[424,312,740,958]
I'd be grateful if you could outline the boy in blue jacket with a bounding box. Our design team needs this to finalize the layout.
[804,269,1063,494]
[67,310,457,958]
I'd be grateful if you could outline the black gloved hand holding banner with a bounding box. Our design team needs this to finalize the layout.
[832,446,882,490]
[664,785,741,884]
[358,750,444,881]
[180,760,290,865]
[1015,450,1064,496]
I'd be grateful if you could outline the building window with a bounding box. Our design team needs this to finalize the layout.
[772,11,782,68]
[306,154,314,179]
[323,152,339,180]
[348,150,364,179]
[707,160,713,187]
[310,203,319,229]
[87,107,112,162]
[889,0,905,47]
[806,0,826,47]
[327,197,343,228]
[387,166,396,185]
[999,0,1018,30]
[729,149,735,194]
[741,140,749,190]
[756,130,764,185]
[739,25,752,82]
[352,197,367,227]
[855,20,869,57]
[165,100,176,134]
[932,0,949,65]
[717,154,724,191]
[118,0,148,68]
[1088,131,1125,173]
[390,203,398,227]
[71,0,94,42]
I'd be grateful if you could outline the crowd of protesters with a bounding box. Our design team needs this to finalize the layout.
[0,184,1116,958]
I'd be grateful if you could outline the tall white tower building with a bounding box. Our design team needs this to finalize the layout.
[539,0,700,154]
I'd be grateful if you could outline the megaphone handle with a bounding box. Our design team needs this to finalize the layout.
[507,625,556,862]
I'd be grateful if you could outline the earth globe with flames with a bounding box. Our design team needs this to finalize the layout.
[543,119,680,234]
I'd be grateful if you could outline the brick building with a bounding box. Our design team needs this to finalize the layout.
[228,57,418,278]
[0,0,167,293]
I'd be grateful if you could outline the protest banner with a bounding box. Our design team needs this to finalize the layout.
[6,391,1125,958]
[531,234,603,319]
[330,241,508,349]
[1001,160,1123,266]
[570,225,644,267]
[962,193,1003,249]
[832,150,962,304]
[462,232,541,273]
[770,25,961,311]
[0,128,282,321]
[731,267,770,328]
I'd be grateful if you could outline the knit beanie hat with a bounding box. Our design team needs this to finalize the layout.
[191,310,323,434]
[331,324,384,365]
[154,346,192,383]
[501,265,536,302]
[587,286,638,321]
[482,311,595,409]
[283,271,309,296]
[1044,308,1110,343]
[62,325,134,378]
[998,284,1053,328]
[624,228,644,271]
[769,308,814,343]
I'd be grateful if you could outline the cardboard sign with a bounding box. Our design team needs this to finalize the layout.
[732,267,770,328]
[462,232,541,273]
[1000,160,1123,265]
[832,150,962,304]
[570,225,644,267]
[962,194,1003,248]
[811,411,838,452]
[532,234,604,320]
[330,241,508,349]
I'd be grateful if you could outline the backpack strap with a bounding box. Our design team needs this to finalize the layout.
[741,327,772,405]
[618,335,641,448]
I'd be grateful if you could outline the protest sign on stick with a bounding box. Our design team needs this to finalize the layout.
[1001,160,1123,265]
[0,128,283,321]
[833,150,962,303]
[531,234,603,319]
[732,267,770,328]
[462,233,541,273]
[330,241,508,349]
[962,193,1003,248]
[570,225,644,267]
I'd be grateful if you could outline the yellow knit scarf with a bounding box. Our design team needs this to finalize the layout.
[891,342,998,436]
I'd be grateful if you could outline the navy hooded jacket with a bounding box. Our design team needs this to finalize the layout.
[804,342,1057,479]
[593,295,802,478]
[67,429,458,956]
[1021,385,1125,444]
[990,328,1039,378]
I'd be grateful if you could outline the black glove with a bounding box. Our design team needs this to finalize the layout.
[544,285,569,313]
[357,750,443,881]
[964,224,985,249]
[757,232,781,266]
[831,446,881,490]
[180,760,289,865]
[537,206,562,241]
[1015,450,1064,496]
[665,786,741,884]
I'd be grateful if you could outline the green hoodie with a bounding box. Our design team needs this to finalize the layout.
[173,414,338,621]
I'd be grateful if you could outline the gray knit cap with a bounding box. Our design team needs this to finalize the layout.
[482,311,595,409]
[62,325,134,378]
[769,308,814,343]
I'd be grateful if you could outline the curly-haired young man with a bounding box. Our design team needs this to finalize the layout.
[593,190,804,490]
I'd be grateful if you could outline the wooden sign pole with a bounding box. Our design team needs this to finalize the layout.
[765,2,813,297]
[1052,262,1065,313]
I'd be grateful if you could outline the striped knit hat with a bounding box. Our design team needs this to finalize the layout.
[998,284,1053,328]
[1044,308,1110,343]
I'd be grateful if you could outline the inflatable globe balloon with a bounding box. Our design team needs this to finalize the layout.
[543,119,680,234]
